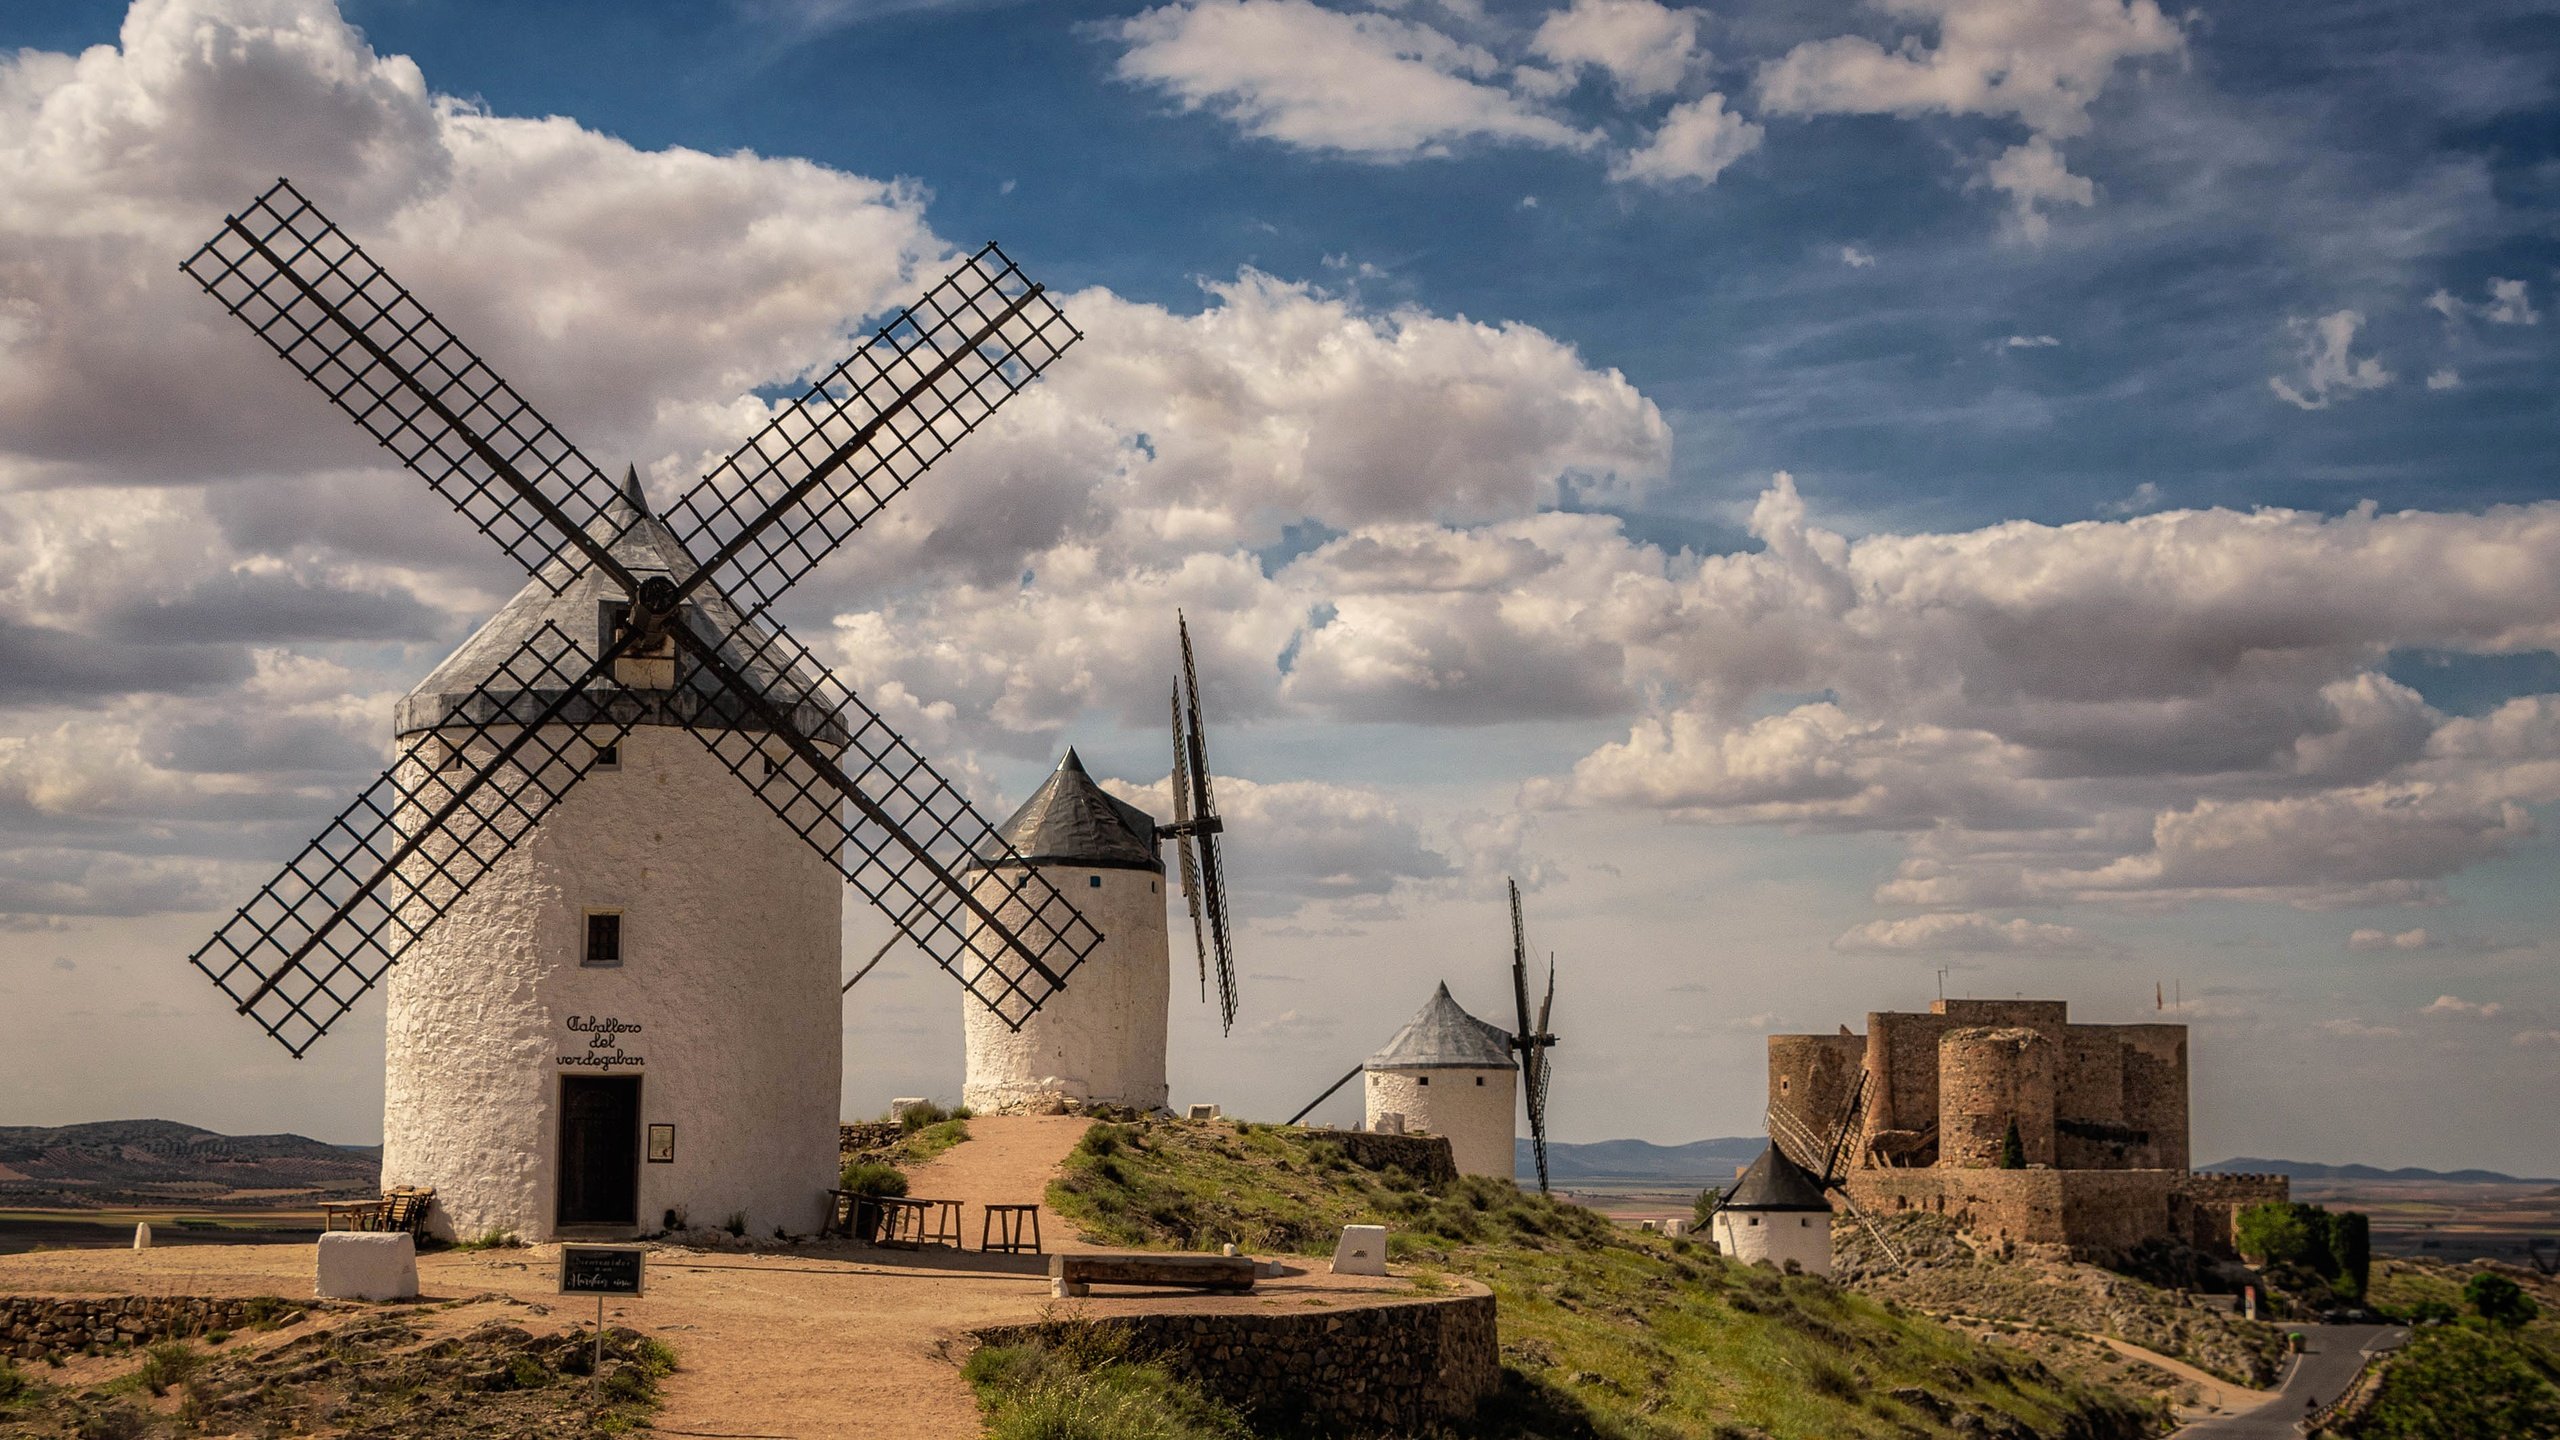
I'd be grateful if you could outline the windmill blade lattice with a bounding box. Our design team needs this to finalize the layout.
[1169,692,1208,1004]
[664,612,1100,1023]
[188,622,636,1056]
[663,243,1079,618]
[1508,878,1559,1195]
[1164,614,1238,1032]
[178,180,1101,1054]
[181,180,628,590]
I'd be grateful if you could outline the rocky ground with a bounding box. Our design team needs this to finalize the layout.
[1835,1213,2290,1390]
[0,1297,669,1438]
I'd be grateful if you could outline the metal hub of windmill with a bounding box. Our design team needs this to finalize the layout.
[178,177,1105,1055]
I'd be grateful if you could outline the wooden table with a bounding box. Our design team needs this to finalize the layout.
[981,1203,1043,1255]
[873,1197,963,1249]
[321,1200,391,1231]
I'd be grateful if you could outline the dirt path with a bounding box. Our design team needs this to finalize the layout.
[0,1117,1438,1440]
[2089,1335,2278,1421]
[899,1115,1097,1254]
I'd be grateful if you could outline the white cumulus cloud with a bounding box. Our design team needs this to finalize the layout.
[1529,0,1704,98]
[1114,0,1597,160]
[2270,310,2393,410]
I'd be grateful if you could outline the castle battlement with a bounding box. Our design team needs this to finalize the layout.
[1768,999,2274,1259]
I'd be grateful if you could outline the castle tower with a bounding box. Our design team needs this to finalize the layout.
[962,751,1171,1114]
[1712,1145,1834,1276]
[379,483,843,1242]
[1364,983,1518,1181]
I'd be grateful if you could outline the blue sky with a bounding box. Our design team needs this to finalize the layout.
[2,0,2557,1172]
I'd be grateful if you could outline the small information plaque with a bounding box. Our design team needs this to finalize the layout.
[559,1244,646,1297]
[646,1124,675,1163]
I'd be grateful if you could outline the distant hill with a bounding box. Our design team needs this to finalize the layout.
[0,1119,380,1207]
[2204,1157,2559,1185]
[1517,1136,1765,1184]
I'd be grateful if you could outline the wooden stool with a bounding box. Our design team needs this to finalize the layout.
[982,1203,1043,1255]
[911,1198,963,1249]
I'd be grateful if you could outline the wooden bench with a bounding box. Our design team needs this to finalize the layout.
[981,1203,1043,1255]
[1050,1252,1256,1296]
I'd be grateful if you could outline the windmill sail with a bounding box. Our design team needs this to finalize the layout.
[177,179,1100,1052]
[1158,613,1238,1032]
[1507,878,1557,1195]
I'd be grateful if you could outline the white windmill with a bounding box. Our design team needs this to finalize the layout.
[176,179,1101,1241]
[1288,879,1558,1189]
[847,615,1240,1116]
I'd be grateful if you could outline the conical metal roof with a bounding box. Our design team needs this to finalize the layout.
[394,474,837,741]
[975,750,1162,872]
[1367,982,1517,1071]
[1721,1144,1833,1212]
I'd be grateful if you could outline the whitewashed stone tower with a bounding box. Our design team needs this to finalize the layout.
[380,483,843,1242]
[1711,1145,1835,1276]
[1364,983,1519,1181]
[962,751,1170,1114]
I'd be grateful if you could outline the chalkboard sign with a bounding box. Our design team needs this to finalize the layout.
[559,1244,646,1296]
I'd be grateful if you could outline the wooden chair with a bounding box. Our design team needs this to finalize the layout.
[381,1186,436,1237]
[981,1203,1043,1255]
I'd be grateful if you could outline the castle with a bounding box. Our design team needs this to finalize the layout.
[1767,999,2285,1260]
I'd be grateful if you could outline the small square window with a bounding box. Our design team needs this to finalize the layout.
[762,754,781,778]
[1417,1076,1430,1086]
[439,744,468,773]
[593,742,620,771]
[1088,875,1102,888]
[1474,1076,1485,1086]
[584,912,623,967]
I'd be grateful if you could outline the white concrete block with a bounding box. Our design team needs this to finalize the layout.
[1665,1218,1691,1238]
[132,1223,151,1251]
[315,1232,419,1302]
[890,1097,931,1120]
[1372,1112,1404,1136]
[1186,1103,1221,1121]
[1330,1224,1389,1276]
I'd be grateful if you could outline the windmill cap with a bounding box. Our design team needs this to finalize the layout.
[1721,1144,1832,1212]
[392,486,841,742]
[1366,982,1516,1070]
[974,748,1163,872]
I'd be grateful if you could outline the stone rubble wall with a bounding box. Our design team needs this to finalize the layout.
[972,1290,1497,1435]
[1846,1168,2290,1261]
[1322,1130,1458,1187]
[838,1122,904,1160]
[2,1296,307,1361]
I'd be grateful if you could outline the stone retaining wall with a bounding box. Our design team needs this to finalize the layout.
[1323,1131,1458,1187]
[973,1290,1497,1435]
[2,1296,306,1360]
[838,1122,903,1159]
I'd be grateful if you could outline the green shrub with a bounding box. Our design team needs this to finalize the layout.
[137,1340,200,1396]
[2354,1325,2560,1439]
[2465,1272,2539,1328]
[0,1358,26,1403]
[1694,1185,1723,1232]
[840,1160,909,1198]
